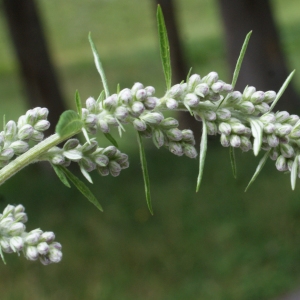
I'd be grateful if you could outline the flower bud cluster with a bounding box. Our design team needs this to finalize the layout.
[0,204,61,265]
[40,138,129,178]
[0,107,50,168]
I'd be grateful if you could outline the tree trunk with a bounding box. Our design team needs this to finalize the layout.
[217,0,300,113]
[2,0,66,127]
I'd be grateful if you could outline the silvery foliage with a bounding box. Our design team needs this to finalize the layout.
[0,204,62,265]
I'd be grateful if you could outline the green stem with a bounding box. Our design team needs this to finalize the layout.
[0,131,80,186]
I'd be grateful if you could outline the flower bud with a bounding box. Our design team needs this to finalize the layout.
[0,148,14,161]
[167,84,183,98]
[26,110,38,125]
[94,154,109,167]
[104,94,118,110]
[203,110,216,121]
[275,124,293,137]
[86,97,97,112]
[98,119,109,133]
[184,93,199,107]
[8,222,25,236]
[102,146,117,158]
[269,148,279,160]
[166,128,182,141]
[14,204,25,214]
[231,123,247,134]
[169,142,183,156]
[183,144,197,158]
[141,112,163,125]
[3,205,15,216]
[218,122,231,136]
[240,136,252,152]
[37,242,49,255]
[203,72,218,85]
[31,130,44,142]
[139,126,152,138]
[115,153,128,165]
[0,238,13,253]
[216,108,231,121]
[37,107,49,120]
[187,74,201,91]
[181,129,195,144]
[221,83,233,93]
[225,91,242,105]
[131,82,144,94]
[243,86,256,100]
[267,134,279,147]
[25,229,43,245]
[18,124,34,140]
[14,212,28,223]
[194,83,209,97]
[152,129,164,148]
[109,161,121,176]
[280,143,295,158]
[206,121,218,135]
[104,115,118,126]
[144,97,158,109]
[49,247,62,263]
[220,134,230,147]
[264,91,276,103]
[0,134,4,148]
[276,111,290,123]
[285,115,299,126]
[133,118,147,131]
[131,101,145,116]
[81,139,98,155]
[206,91,221,102]
[10,141,29,155]
[230,135,241,148]
[80,157,96,172]
[166,98,178,109]
[114,106,129,121]
[10,236,24,252]
[211,81,224,93]
[40,231,55,243]
[250,91,265,104]
[239,101,255,114]
[263,123,275,134]
[63,139,80,151]
[160,117,179,129]
[135,89,147,101]
[260,113,276,124]
[119,88,132,104]
[25,245,39,261]
[255,103,270,114]
[97,166,110,176]
[17,115,27,129]
[276,155,288,171]
[145,86,155,96]
[5,121,17,140]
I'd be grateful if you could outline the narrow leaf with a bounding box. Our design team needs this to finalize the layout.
[249,119,263,156]
[229,146,237,178]
[232,31,252,88]
[137,132,153,215]
[245,150,270,191]
[291,156,298,190]
[61,166,103,212]
[80,166,93,184]
[0,246,6,265]
[82,127,91,145]
[88,32,110,98]
[104,133,119,148]
[51,163,71,188]
[75,90,82,118]
[96,90,105,104]
[157,5,172,90]
[269,70,295,112]
[196,119,208,192]
[186,67,192,83]
[55,110,83,138]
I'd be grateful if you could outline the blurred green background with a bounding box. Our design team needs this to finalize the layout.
[1,0,300,299]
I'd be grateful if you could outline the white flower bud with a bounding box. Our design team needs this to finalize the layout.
[51,154,65,165]
[25,245,39,260]
[267,134,279,147]
[276,111,290,123]
[5,121,17,140]
[37,107,49,120]
[166,128,182,141]
[255,103,270,114]
[17,115,27,129]
[14,204,25,214]
[184,93,199,107]
[231,123,247,134]
[39,256,51,265]
[145,86,155,96]
[97,166,110,176]
[285,115,299,126]
[131,101,145,116]
[3,204,15,216]
[206,91,221,102]
[203,110,216,121]
[263,123,275,134]
[218,122,231,136]
[10,236,24,252]
[167,84,183,98]
[31,130,44,142]
[80,157,96,172]
[144,97,158,110]
[166,98,178,109]
[86,97,97,112]
[276,155,288,171]
[221,83,233,93]
[40,231,55,243]
[269,148,279,160]
[104,115,118,126]
[206,121,218,135]
[0,148,14,161]
[97,119,109,133]
[152,129,164,148]
[169,142,183,156]
[131,82,144,94]
[119,88,132,104]
[181,129,195,144]
[183,144,197,158]
[194,83,209,97]
[133,119,147,131]
[0,238,13,253]
[220,134,230,147]
[10,141,29,155]
[264,91,276,103]
[187,74,201,91]
[211,81,224,93]
[0,134,4,148]
[115,153,128,165]
[102,146,117,158]
[114,106,129,121]
[160,117,179,129]
[260,113,276,124]
[203,72,218,85]
[109,161,121,176]
[25,229,43,245]
[239,101,255,114]
[230,135,241,148]
[8,222,25,236]
[104,94,118,110]
[216,108,231,121]
[94,154,109,167]
[250,91,265,104]
[240,136,252,152]
[81,108,89,119]
[18,124,33,140]
[37,242,49,255]
[141,112,163,125]
[275,124,293,137]
[34,120,50,132]
[135,89,147,101]
[243,86,256,100]
[26,110,38,125]
[63,139,79,151]
[49,247,62,263]
[280,143,295,158]
[14,212,28,224]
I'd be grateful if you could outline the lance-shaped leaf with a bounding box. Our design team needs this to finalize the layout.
[75,90,82,119]
[59,166,103,212]
[51,163,71,188]
[249,119,263,156]
[104,133,119,148]
[291,156,298,190]
[245,150,270,192]
[137,132,153,215]
[88,32,110,98]
[196,119,207,192]
[55,110,84,138]
[157,5,172,90]
[229,146,237,179]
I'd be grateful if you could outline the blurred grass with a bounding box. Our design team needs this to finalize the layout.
[0,0,300,299]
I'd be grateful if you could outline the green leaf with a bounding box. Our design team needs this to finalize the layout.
[55,110,84,138]
[245,150,270,191]
[157,5,172,90]
[51,164,71,188]
[249,119,263,156]
[186,67,192,83]
[75,90,82,118]
[104,133,119,148]
[0,246,6,265]
[291,156,298,190]
[229,146,237,179]
[60,166,103,212]
[269,70,295,112]
[196,119,208,192]
[96,90,105,104]
[137,132,153,215]
[231,31,252,89]
[88,32,110,98]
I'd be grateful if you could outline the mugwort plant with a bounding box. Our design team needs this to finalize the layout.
[0,6,297,265]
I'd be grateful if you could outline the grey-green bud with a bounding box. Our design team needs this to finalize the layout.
[166,98,178,109]
[264,91,276,103]
[10,141,29,155]
[166,128,182,141]
[183,144,197,158]
[280,143,295,158]
[194,83,209,97]
[243,86,256,100]
[230,135,241,148]
[133,119,147,131]
[250,91,265,104]
[216,108,231,121]
[218,122,231,136]
[276,155,288,171]
[168,142,183,156]
[141,112,163,125]
[152,129,165,148]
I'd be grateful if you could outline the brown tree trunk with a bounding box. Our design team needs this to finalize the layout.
[2,0,66,127]
[217,0,300,113]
